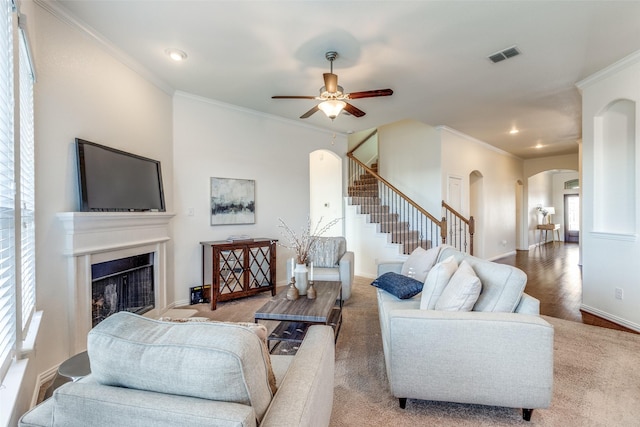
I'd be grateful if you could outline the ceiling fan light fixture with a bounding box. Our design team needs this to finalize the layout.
[318,100,346,120]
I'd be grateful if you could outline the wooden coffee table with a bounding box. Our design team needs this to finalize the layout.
[254,280,342,353]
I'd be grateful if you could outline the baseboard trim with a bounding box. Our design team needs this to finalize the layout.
[487,250,516,261]
[580,304,640,333]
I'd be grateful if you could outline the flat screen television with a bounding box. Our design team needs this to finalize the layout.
[76,138,166,212]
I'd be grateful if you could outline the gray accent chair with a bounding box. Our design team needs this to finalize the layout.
[376,246,554,421]
[20,312,335,427]
[286,236,354,301]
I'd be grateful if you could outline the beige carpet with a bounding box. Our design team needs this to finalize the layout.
[190,281,640,426]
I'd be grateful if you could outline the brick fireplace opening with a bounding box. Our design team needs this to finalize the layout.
[91,252,155,328]
[58,212,174,354]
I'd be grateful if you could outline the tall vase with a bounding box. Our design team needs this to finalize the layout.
[294,263,308,296]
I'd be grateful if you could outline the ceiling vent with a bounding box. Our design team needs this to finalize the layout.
[488,46,521,64]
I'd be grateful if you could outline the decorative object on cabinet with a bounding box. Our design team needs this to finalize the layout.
[210,177,255,225]
[201,238,276,309]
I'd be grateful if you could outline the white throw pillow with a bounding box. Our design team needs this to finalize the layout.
[401,246,440,282]
[420,255,458,309]
[434,260,482,311]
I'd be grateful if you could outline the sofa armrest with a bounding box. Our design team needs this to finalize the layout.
[377,261,403,276]
[515,293,540,315]
[338,251,354,300]
[387,310,554,409]
[261,325,335,427]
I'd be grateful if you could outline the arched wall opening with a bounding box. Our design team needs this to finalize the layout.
[310,149,343,236]
[594,98,636,234]
[469,170,484,258]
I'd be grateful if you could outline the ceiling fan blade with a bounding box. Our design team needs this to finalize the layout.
[343,102,366,118]
[347,89,394,99]
[272,95,317,99]
[323,73,338,93]
[300,105,320,119]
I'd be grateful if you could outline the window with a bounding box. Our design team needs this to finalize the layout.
[0,0,15,381]
[19,16,35,340]
[0,0,36,382]
[564,179,579,190]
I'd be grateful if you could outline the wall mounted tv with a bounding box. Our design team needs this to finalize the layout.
[76,138,166,212]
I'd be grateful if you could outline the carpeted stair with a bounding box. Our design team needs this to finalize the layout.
[348,164,429,254]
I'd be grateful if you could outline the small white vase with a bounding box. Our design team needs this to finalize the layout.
[294,263,308,296]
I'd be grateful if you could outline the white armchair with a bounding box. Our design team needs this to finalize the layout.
[286,236,353,301]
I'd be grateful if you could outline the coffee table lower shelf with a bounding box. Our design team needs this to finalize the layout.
[267,307,342,353]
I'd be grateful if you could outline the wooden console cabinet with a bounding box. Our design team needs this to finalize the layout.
[201,238,277,310]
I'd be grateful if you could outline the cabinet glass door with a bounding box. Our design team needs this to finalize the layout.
[218,249,245,294]
[248,245,272,289]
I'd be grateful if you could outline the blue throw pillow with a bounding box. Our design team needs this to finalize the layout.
[371,272,424,299]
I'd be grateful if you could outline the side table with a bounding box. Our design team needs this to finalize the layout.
[58,350,91,381]
[537,223,561,245]
[43,351,91,400]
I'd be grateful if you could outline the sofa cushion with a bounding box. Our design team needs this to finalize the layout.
[434,260,482,311]
[158,317,276,394]
[400,246,440,282]
[50,379,258,427]
[371,272,424,299]
[437,247,527,312]
[88,312,274,422]
[420,255,458,310]
[309,236,345,267]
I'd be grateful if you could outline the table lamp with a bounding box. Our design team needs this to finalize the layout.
[545,207,555,224]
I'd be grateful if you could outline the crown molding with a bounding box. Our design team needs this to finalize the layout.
[35,0,174,95]
[436,125,522,160]
[576,49,640,92]
[174,91,347,138]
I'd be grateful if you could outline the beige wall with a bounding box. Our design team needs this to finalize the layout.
[578,51,640,331]
[172,93,346,303]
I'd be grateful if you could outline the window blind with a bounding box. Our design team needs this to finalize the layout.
[0,0,15,379]
[19,27,34,336]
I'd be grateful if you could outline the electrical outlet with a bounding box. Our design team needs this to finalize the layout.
[615,288,623,300]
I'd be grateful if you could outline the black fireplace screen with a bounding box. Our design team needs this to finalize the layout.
[91,253,155,327]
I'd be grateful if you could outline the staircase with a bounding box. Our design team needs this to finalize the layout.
[348,164,432,255]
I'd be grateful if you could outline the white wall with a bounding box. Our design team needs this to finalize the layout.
[172,93,346,305]
[21,1,173,420]
[578,51,640,331]
[439,127,523,259]
[377,119,442,214]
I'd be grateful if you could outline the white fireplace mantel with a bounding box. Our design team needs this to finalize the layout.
[57,212,175,354]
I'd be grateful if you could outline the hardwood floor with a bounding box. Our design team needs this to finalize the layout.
[495,242,637,334]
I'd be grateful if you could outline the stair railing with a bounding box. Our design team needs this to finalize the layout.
[347,154,446,254]
[441,201,475,255]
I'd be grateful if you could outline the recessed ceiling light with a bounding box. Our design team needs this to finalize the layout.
[165,48,187,62]
[535,143,544,149]
[509,128,519,135]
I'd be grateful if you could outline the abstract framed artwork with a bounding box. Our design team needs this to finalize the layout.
[210,177,255,225]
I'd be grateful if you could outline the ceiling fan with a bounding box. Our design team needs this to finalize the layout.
[272,51,393,120]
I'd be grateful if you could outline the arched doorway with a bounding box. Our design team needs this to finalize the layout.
[309,150,342,236]
[516,180,525,250]
[469,170,483,257]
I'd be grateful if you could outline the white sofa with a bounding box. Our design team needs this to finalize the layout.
[286,236,354,301]
[20,312,335,427]
[376,246,554,421]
